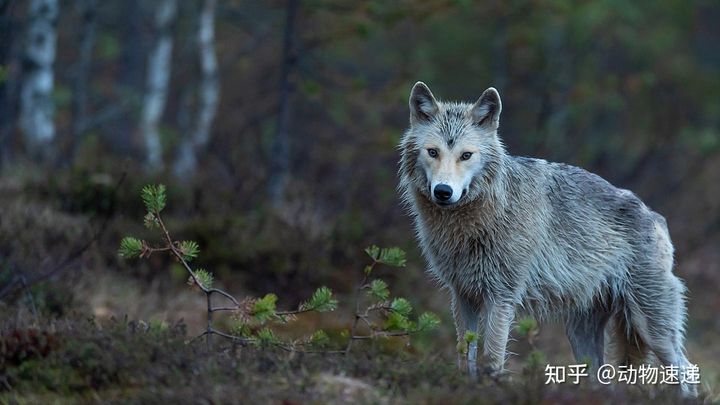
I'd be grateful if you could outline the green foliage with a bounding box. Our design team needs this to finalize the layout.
[141,184,166,214]
[231,322,252,338]
[515,317,538,337]
[368,279,390,301]
[193,269,213,289]
[255,327,277,347]
[365,245,406,268]
[309,330,330,348]
[416,312,441,332]
[385,312,412,332]
[390,297,412,317]
[97,32,121,60]
[143,212,159,229]
[178,240,200,262]
[122,184,441,354]
[301,286,338,312]
[252,294,278,323]
[525,350,547,371]
[118,237,143,259]
[464,331,477,344]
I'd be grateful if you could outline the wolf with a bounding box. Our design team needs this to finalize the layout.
[398,82,696,396]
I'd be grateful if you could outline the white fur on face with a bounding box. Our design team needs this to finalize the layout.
[419,137,482,205]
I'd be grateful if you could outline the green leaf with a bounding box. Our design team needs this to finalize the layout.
[464,331,478,344]
[193,268,213,289]
[255,327,277,347]
[365,245,406,267]
[252,294,278,322]
[385,312,411,331]
[309,330,330,348]
[302,286,338,312]
[118,237,144,259]
[368,279,390,301]
[141,184,166,214]
[178,241,200,262]
[390,297,412,317]
[416,312,441,332]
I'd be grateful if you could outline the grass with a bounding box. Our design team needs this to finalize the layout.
[0,308,709,404]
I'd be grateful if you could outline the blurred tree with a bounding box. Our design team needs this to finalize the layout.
[69,0,97,162]
[174,0,220,177]
[112,0,145,156]
[19,0,58,160]
[0,0,18,167]
[267,0,300,204]
[140,0,177,170]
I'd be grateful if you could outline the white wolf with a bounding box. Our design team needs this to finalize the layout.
[398,82,696,397]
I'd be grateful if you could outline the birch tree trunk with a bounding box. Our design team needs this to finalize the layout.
[141,0,177,170]
[70,0,96,160]
[19,0,58,158]
[267,0,299,203]
[174,0,219,177]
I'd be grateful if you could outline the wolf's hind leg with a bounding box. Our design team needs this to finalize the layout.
[605,312,647,366]
[566,307,610,372]
[628,269,697,397]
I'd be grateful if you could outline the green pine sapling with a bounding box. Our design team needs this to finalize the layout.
[119,184,439,353]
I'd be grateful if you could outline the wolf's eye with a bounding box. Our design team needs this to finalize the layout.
[460,152,473,161]
[427,148,438,158]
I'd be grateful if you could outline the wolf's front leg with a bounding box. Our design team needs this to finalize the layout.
[451,291,481,378]
[482,301,515,373]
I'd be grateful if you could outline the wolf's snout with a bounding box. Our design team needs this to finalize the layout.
[433,184,453,201]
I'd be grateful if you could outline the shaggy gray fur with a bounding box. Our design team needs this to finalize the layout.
[398,82,696,396]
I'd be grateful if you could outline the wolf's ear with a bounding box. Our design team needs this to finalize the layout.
[409,81,439,124]
[471,87,502,129]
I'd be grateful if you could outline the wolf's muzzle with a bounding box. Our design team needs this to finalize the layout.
[433,184,453,202]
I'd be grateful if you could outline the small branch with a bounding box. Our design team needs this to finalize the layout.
[345,260,376,353]
[147,246,172,253]
[155,213,210,295]
[351,331,411,340]
[206,292,212,348]
[19,275,38,318]
[275,307,313,317]
[210,306,240,312]
[208,288,240,307]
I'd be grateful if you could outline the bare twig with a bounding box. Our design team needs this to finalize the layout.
[351,331,410,340]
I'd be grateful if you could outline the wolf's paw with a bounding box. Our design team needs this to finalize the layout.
[482,366,510,382]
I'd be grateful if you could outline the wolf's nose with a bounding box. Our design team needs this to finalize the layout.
[434,184,453,201]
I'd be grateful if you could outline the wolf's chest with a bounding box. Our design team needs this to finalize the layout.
[417,217,502,278]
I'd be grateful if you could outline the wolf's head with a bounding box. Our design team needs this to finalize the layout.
[399,82,506,209]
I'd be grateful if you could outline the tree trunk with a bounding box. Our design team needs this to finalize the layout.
[174,0,219,177]
[267,0,299,203]
[141,0,177,171]
[0,0,19,167]
[19,0,58,160]
[112,0,143,156]
[69,0,96,161]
